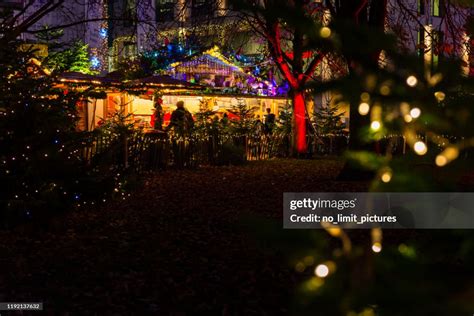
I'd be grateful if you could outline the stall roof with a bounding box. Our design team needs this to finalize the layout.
[58,72,203,90]
[169,46,248,76]
[58,72,105,85]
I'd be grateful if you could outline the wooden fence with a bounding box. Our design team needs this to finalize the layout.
[85,131,463,172]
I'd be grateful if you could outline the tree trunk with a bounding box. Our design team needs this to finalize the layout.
[293,90,307,154]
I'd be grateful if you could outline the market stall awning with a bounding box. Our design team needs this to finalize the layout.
[58,72,105,85]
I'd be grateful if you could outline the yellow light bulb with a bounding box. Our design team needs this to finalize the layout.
[404,114,413,123]
[320,27,331,38]
[414,141,427,155]
[358,102,370,115]
[434,91,446,101]
[444,147,459,160]
[372,242,382,253]
[381,171,392,183]
[406,75,418,87]
[435,155,448,167]
[371,121,381,130]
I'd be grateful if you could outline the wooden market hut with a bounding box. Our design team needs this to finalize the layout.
[56,72,204,131]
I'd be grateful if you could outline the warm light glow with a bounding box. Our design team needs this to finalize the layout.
[410,107,421,118]
[406,75,418,87]
[358,102,370,115]
[381,171,392,183]
[444,147,459,160]
[414,141,428,155]
[400,102,410,114]
[435,147,459,167]
[404,114,413,123]
[434,91,446,101]
[320,27,331,38]
[326,227,341,237]
[435,155,448,167]
[380,85,390,95]
[428,73,443,86]
[360,92,370,102]
[306,277,324,290]
[315,264,329,278]
[295,262,305,272]
[371,121,381,130]
[372,242,382,253]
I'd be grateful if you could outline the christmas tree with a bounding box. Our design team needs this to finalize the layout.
[0,37,88,224]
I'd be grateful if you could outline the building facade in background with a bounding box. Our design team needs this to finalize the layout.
[1,0,471,75]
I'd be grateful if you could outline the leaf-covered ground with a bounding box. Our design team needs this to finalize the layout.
[0,159,369,315]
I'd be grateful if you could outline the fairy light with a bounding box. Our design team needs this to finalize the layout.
[372,242,382,253]
[435,155,448,167]
[434,91,446,101]
[444,146,459,160]
[381,170,392,183]
[414,141,428,155]
[371,121,381,131]
[404,114,413,123]
[315,264,329,278]
[358,102,370,115]
[410,107,421,118]
[320,27,331,38]
[406,75,418,87]
[435,147,459,167]
[379,85,390,95]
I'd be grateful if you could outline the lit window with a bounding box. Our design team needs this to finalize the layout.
[432,0,444,17]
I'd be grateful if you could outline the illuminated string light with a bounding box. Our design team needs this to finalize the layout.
[372,242,382,253]
[406,75,418,87]
[371,121,381,131]
[434,91,446,101]
[435,147,459,167]
[413,141,427,155]
[404,114,413,123]
[358,102,370,115]
[381,171,392,183]
[320,27,331,38]
[435,155,448,167]
[410,107,421,118]
[315,264,329,278]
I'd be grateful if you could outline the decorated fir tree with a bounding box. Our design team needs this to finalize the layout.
[314,104,345,136]
[0,38,88,224]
